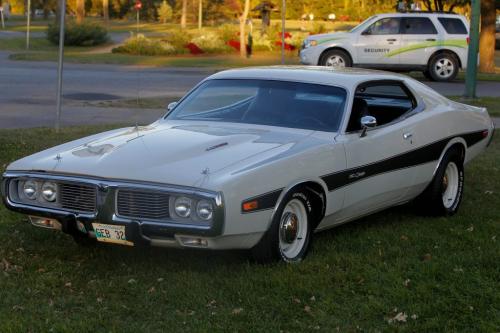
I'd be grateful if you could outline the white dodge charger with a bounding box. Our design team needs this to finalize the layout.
[1,67,494,262]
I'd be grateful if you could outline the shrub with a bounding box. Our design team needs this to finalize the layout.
[47,21,108,46]
[190,32,232,54]
[310,22,327,35]
[112,34,177,56]
[217,24,239,42]
[165,29,192,49]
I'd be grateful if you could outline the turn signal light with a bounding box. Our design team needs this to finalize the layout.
[242,200,259,212]
[29,216,62,230]
[482,129,489,138]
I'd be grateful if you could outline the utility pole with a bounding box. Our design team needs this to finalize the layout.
[55,0,66,132]
[464,0,480,99]
[26,0,31,49]
[281,0,285,65]
[198,0,202,30]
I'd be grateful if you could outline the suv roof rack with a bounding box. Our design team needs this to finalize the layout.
[397,10,459,15]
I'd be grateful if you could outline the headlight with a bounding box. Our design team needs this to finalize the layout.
[174,196,192,218]
[196,200,213,221]
[304,40,318,49]
[41,182,57,202]
[23,180,38,200]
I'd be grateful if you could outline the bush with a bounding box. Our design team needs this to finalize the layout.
[165,29,192,49]
[190,32,232,54]
[112,34,177,56]
[47,21,108,46]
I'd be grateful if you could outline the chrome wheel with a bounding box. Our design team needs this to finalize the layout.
[434,57,455,79]
[278,199,308,260]
[442,162,459,209]
[325,55,346,67]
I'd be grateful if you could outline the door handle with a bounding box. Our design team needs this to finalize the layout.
[386,38,397,42]
[426,38,436,41]
[403,132,413,140]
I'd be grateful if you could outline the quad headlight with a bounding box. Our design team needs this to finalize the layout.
[23,180,38,200]
[41,182,57,202]
[171,196,214,222]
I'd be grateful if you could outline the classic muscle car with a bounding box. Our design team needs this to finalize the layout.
[1,67,494,262]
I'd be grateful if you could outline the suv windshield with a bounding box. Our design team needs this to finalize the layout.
[166,79,347,132]
[350,15,378,33]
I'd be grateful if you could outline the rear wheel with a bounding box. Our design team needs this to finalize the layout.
[251,190,313,263]
[428,53,459,82]
[320,49,352,68]
[416,148,464,216]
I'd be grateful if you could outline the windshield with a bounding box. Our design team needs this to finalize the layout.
[350,15,378,33]
[166,79,347,132]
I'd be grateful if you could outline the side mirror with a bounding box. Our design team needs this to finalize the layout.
[360,115,377,137]
[167,101,178,112]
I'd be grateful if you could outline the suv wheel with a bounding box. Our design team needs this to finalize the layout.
[428,53,459,82]
[320,49,352,68]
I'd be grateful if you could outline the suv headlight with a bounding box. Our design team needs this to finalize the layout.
[303,39,318,49]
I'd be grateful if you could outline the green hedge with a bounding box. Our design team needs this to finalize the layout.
[47,21,108,46]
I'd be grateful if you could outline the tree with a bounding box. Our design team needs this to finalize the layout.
[76,0,85,23]
[158,0,172,23]
[180,0,187,28]
[479,0,496,73]
[103,0,109,22]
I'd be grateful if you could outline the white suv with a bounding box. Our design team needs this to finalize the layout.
[300,12,470,82]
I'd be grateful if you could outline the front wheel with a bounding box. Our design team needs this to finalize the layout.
[319,49,352,68]
[416,148,464,216]
[251,191,313,263]
[428,53,459,82]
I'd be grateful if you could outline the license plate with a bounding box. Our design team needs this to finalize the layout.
[92,223,134,246]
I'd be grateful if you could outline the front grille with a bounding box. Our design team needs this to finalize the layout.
[117,189,170,220]
[59,182,97,213]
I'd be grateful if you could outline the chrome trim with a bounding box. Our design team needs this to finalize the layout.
[2,171,225,238]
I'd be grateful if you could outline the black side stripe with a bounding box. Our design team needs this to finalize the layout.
[321,130,487,192]
[241,189,283,213]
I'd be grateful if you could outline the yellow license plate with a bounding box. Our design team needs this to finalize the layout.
[92,223,134,246]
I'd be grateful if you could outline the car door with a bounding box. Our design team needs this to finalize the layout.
[333,81,419,221]
[355,17,401,65]
[399,16,439,66]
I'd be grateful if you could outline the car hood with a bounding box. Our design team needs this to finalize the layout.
[308,31,350,43]
[7,121,315,188]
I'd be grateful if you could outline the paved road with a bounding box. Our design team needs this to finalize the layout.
[0,51,499,129]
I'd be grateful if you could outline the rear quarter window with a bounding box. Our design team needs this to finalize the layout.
[438,17,468,34]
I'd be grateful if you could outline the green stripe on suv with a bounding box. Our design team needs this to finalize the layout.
[386,39,467,58]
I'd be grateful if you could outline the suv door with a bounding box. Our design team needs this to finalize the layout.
[356,17,401,65]
[399,17,439,65]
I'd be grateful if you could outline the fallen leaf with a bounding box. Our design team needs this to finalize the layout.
[466,225,474,232]
[411,314,418,320]
[96,297,103,303]
[37,268,46,273]
[292,298,301,304]
[304,305,311,313]
[453,267,464,273]
[12,305,24,311]
[148,286,156,293]
[309,296,316,302]
[128,279,136,284]
[403,279,411,287]
[157,278,164,282]
[388,312,407,324]
[400,235,408,241]
[484,190,493,195]
[232,308,243,315]
[65,282,72,288]
[422,253,432,262]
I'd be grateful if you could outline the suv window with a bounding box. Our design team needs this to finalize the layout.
[347,82,415,132]
[438,17,468,34]
[401,17,437,34]
[365,18,400,35]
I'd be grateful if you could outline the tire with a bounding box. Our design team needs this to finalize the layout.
[416,148,464,216]
[251,190,313,263]
[320,49,352,68]
[428,53,459,82]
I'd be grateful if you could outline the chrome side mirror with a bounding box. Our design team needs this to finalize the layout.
[167,101,178,112]
[360,115,377,137]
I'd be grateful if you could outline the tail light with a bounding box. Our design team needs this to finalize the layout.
[466,37,470,45]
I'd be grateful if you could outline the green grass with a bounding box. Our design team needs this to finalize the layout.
[0,126,499,332]
[449,96,500,117]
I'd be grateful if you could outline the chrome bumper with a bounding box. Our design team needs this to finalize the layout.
[1,171,225,246]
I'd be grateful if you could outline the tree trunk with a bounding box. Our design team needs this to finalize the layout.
[180,0,187,29]
[479,0,496,73]
[103,0,109,23]
[76,0,85,23]
[239,0,250,58]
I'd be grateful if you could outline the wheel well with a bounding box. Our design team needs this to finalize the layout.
[429,50,462,69]
[447,142,466,162]
[287,182,326,228]
[319,47,353,66]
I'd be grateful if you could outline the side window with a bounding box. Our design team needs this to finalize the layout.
[346,82,415,132]
[401,17,437,34]
[364,18,400,35]
[438,17,468,34]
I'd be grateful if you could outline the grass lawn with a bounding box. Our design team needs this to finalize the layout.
[0,126,499,332]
